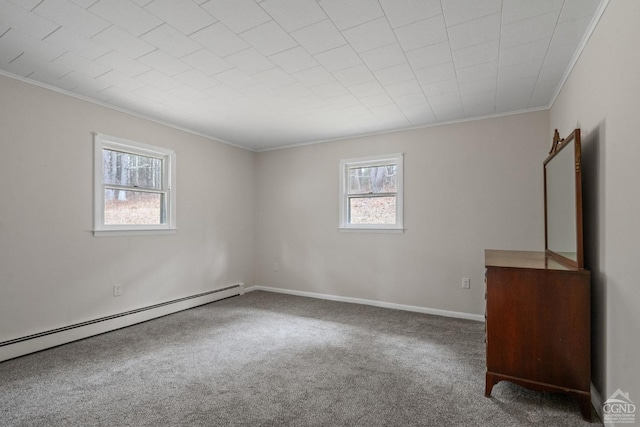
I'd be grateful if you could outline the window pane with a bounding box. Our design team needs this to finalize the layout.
[348,165,396,194]
[103,149,162,190]
[349,196,396,224]
[104,190,164,225]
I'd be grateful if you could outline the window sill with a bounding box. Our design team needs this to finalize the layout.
[93,229,177,237]
[338,227,404,234]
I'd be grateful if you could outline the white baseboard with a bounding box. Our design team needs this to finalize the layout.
[0,283,244,363]
[245,285,485,322]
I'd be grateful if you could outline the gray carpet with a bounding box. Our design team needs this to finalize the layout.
[0,291,600,426]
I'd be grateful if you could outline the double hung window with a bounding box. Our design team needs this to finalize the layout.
[94,133,176,236]
[339,153,403,232]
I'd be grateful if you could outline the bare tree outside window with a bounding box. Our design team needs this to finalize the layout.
[347,165,397,225]
[102,149,164,225]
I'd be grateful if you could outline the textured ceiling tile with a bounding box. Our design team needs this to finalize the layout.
[0,0,60,39]
[359,43,406,71]
[68,0,101,8]
[181,49,232,75]
[290,19,345,55]
[552,15,593,45]
[275,82,314,101]
[174,68,219,90]
[348,80,386,98]
[313,44,361,72]
[342,17,396,53]
[143,0,215,34]
[498,60,542,84]
[559,0,602,22]
[201,0,270,33]
[414,62,456,86]
[374,63,414,86]
[431,100,464,121]
[135,69,181,90]
[421,78,459,97]
[2,52,69,78]
[88,0,161,36]
[401,104,436,126]
[240,20,298,56]
[394,15,447,51]
[190,23,250,58]
[379,0,442,29]
[140,24,201,58]
[459,77,496,96]
[501,39,549,69]
[544,40,578,66]
[333,64,375,86]
[91,25,155,59]
[456,61,497,83]
[134,84,176,103]
[293,66,335,87]
[225,48,275,74]
[311,81,349,99]
[497,77,536,99]
[260,0,326,32]
[529,79,558,107]
[252,67,296,89]
[238,83,276,101]
[96,50,150,77]
[214,69,258,89]
[359,92,394,109]
[405,41,452,70]
[447,13,500,51]
[392,91,427,108]
[28,67,77,89]
[44,27,110,60]
[51,51,110,77]
[138,49,191,76]
[384,79,422,98]
[318,0,384,30]
[7,0,43,10]
[461,91,496,116]
[204,84,244,101]
[0,0,605,150]
[65,72,111,98]
[96,69,146,91]
[500,11,559,49]
[451,39,499,69]
[369,103,407,121]
[269,46,318,73]
[0,28,64,63]
[501,0,563,25]
[441,0,501,27]
[34,0,109,37]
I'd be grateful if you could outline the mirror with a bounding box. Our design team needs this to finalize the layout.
[544,129,584,269]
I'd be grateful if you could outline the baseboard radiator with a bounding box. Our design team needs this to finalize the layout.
[0,283,245,363]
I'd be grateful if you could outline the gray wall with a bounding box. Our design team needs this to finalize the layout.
[0,75,256,342]
[550,0,640,414]
[255,111,549,316]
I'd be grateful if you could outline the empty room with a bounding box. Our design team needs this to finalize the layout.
[1,0,638,425]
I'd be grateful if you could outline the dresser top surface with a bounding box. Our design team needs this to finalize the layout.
[485,250,585,271]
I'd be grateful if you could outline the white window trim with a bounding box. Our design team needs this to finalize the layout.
[93,133,176,237]
[339,153,404,232]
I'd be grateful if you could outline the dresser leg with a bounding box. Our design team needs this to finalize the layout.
[485,372,496,397]
[576,394,592,422]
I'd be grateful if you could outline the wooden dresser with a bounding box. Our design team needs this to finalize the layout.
[484,249,591,421]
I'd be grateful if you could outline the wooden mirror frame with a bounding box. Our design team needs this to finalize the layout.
[543,129,584,269]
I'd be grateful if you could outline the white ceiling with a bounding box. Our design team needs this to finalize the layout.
[0,0,604,151]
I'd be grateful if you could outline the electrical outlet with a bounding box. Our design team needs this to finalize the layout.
[113,284,122,297]
[462,278,470,289]
[272,262,279,271]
